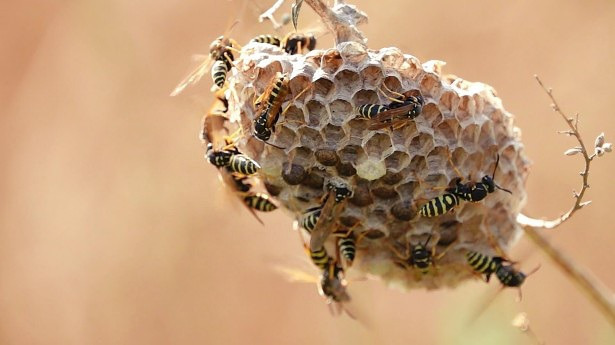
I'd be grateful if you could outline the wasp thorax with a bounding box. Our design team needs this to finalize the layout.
[218,28,529,291]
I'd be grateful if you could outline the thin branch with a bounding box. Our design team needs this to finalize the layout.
[259,0,287,30]
[303,0,367,44]
[517,75,595,229]
[523,226,615,327]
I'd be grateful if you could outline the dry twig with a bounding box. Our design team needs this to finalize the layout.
[517,76,615,327]
[259,0,287,30]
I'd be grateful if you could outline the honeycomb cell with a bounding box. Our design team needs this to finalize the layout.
[421,102,443,127]
[328,100,353,126]
[349,179,373,207]
[384,150,410,172]
[334,69,361,95]
[312,78,335,102]
[381,170,404,185]
[338,41,368,66]
[274,125,297,149]
[297,126,324,150]
[360,65,383,88]
[321,49,343,74]
[314,149,339,166]
[282,163,307,185]
[288,74,313,103]
[305,100,327,127]
[364,132,393,160]
[301,168,325,189]
[419,73,441,98]
[391,200,416,221]
[336,161,357,177]
[371,183,399,199]
[379,47,404,69]
[281,105,305,127]
[352,89,379,106]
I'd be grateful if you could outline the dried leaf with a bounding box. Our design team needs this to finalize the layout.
[564,148,582,156]
[595,147,604,157]
[579,200,592,207]
[291,0,304,30]
[603,142,612,152]
[594,132,605,148]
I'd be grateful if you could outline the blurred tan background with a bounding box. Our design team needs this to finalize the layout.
[1,0,614,344]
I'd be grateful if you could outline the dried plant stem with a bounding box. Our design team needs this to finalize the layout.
[259,0,287,29]
[524,226,615,327]
[517,75,594,229]
[516,76,615,327]
[304,0,367,44]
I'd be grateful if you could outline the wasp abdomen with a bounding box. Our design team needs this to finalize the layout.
[355,104,388,119]
[419,193,460,218]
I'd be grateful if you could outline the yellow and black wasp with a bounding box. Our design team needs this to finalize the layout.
[448,154,512,202]
[367,93,425,130]
[336,231,356,266]
[250,32,317,55]
[171,29,241,96]
[466,251,540,296]
[206,142,261,176]
[388,234,436,274]
[253,72,289,143]
[201,100,276,224]
[326,181,353,203]
[418,192,462,218]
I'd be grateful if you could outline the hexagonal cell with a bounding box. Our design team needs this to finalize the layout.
[273,125,297,149]
[349,179,373,207]
[384,150,410,172]
[421,102,443,127]
[335,161,357,177]
[407,155,427,178]
[281,162,307,185]
[437,220,460,246]
[288,74,313,103]
[334,69,361,96]
[459,123,479,152]
[379,47,404,69]
[281,105,305,127]
[364,132,393,160]
[321,49,343,74]
[434,119,459,147]
[370,178,399,199]
[297,126,323,150]
[360,65,383,88]
[322,124,348,147]
[391,200,416,221]
[399,55,422,80]
[380,170,404,185]
[425,146,449,174]
[338,144,366,163]
[396,180,420,200]
[408,132,435,156]
[352,89,379,107]
[314,148,339,166]
[478,121,496,148]
[301,168,325,189]
[328,99,353,125]
[419,73,441,98]
[390,121,418,149]
[381,76,403,97]
[312,77,335,101]
[455,95,476,127]
[438,90,459,113]
[339,41,368,65]
[305,100,327,127]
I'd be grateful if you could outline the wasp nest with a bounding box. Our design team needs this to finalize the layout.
[215,3,529,291]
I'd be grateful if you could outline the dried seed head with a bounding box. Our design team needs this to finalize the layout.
[216,12,529,291]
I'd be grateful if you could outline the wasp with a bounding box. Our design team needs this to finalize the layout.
[308,188,347,253]
[250,32,317,55]
[418,192,461,218]
[253,72,289,143]
[205,142,261,176]
[171,31,241,96]
[388,234,436,274]
[355,103,390,119]
[449,154,512,202]
[326,181,353,203]
[336,232,356,266]
[319,260,351,305]
[466,251,540,292]
[243,193,277,212]
[367,94,425,130]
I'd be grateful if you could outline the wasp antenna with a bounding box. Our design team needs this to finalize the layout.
[491,154,501,179]
[264,141,286,150]
[423,233,433,246]
[495,183,513,194]
[526,263,542,277]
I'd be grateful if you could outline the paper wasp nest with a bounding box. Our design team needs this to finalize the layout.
[222,31,529,290]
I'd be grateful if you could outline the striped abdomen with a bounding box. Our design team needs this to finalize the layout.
[253,111,273,141]
[466,251,501,282]
[228,154,261,176]
[418,193,461,217]
[337,235,356,265]
[243,193,277,212]
[211,58,231,89]
[300,207,322,233]
[355,104,388,119]
[411,245,431,274]
[250,34,281,46]
[310,246,332,270]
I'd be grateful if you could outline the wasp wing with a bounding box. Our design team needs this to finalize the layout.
[367,103,419,130]
[170,56,214,96]
[309,190,344,252]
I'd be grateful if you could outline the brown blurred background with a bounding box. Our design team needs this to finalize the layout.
[1,0,614,344]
